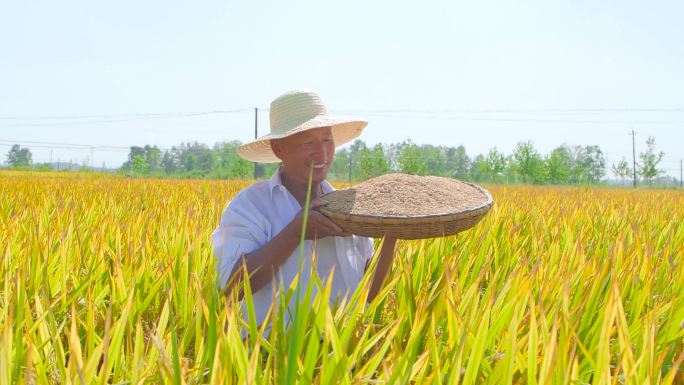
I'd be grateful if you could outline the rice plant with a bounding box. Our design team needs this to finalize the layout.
[0,171,682,384]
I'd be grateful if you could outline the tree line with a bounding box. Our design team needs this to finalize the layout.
[116,137,669,185]
[3,137,672,186]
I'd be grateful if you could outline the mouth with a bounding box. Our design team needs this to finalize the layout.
[311,163,327,169]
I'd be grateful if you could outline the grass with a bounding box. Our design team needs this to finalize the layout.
[0,171,682,384]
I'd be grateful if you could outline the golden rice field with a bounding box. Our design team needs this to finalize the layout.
[1,170,682,384]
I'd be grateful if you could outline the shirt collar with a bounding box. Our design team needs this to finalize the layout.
[268,167,335,200]
[267,167,284,198]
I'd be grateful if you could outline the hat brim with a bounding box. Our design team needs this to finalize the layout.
[237,116,368,163]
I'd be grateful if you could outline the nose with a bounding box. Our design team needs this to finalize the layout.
[313,140,328,159]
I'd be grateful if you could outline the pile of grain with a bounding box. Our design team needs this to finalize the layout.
[322,173,489,217]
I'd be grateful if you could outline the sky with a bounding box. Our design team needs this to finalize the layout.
[1,0,682,177]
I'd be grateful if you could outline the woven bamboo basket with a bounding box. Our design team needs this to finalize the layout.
[318,182,493,240]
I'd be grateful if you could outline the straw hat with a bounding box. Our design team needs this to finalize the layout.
[237,90,368,163]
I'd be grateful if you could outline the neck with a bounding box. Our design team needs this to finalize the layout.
[280,170,322,206]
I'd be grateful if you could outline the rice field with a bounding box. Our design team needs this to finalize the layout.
[1,170,682,384]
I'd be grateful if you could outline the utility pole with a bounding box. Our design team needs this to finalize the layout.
[631,129,637,188]
[680,159,682,188]
[50,150,53,164]
[254,108,258,180]
[90,147,94,169]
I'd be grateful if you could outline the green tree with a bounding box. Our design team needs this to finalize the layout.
[420,145,447,176]
[358,143,389,180]
[485,147,507,182]
[568,145,605,183]
[469,148,507,182]
[229,158,253,179]
[33,163,53,171]
[122,145,161,174]
[447,145,471,179]
[330,147,350,181]
[371,144,389,176]
[358,146,374,180]
[197,150,216,172]
[581,145,606,183]
[511,141,545,184]
[213,141,252,179]
[545,145,573,184]
[638,136,665,186]
[347,141,388,180]
[346,140,367,179]
[384,142,403,172]
[611,157,631,186]
[80,160,91,171]
[6,144,33,168]
[398,140,428,175]
[470,154,488,182]
[131,154,149,175]
[161,150,178,173]
[174,142,211,172]
[122,146,145,170]
[144,145,162,171]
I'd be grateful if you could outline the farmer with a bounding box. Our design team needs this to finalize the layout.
[211,90,397,329]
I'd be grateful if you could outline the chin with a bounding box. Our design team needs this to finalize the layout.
[312,167,329,182]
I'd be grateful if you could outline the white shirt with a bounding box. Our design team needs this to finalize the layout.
[211,169,375,329]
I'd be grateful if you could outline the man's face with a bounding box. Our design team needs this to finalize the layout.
[271,127,335,185]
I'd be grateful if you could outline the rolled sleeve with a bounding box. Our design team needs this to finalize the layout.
[211,198,270,289]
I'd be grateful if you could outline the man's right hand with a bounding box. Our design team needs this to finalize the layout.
[288,198,351,240]
[227,199,352,297]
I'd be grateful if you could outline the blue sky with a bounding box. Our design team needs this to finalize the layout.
[1,0,682,176]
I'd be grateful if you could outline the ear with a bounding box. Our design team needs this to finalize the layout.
[270,139,285,161]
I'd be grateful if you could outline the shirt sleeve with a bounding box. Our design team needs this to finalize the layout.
[211,195,271,290]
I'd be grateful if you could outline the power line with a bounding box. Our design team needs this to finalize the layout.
[340,112,684,125]
[0,109,252,128]
[0,143,122,150]
[2,107,683,127]
[0,109,251,121]
[5,107,684,121]
[0,139,128,150]
[333,108,684,114]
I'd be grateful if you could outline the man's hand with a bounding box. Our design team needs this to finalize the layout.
[289,198,352,240]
